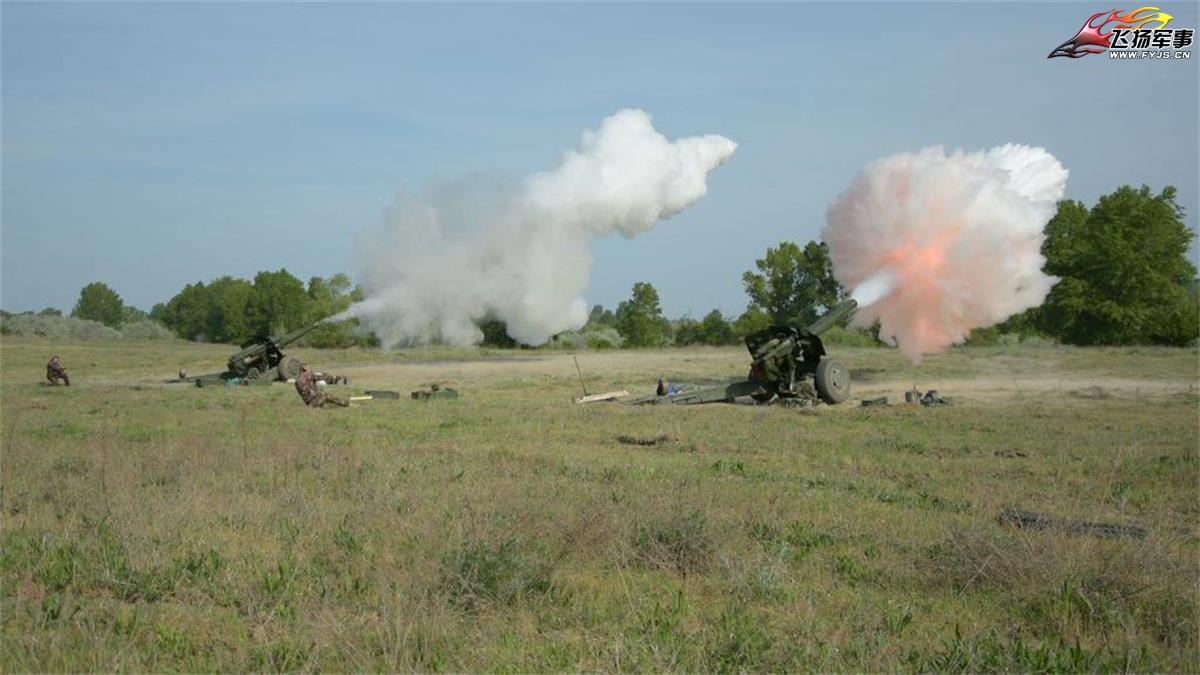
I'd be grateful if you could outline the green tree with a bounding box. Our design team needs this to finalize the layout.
[72,282,126,328]
[149,302,168,324]
[698,309,736,345]
[672,317,703,346]
[733,306,772,338]
[157,282,213,341]
[1040,186,1198,346]
[38,307,62,316]
[586,304,617,329]
[742,241,842,327]
[306,273,355,321]
[615,282,671,347]
[477,317,517,348]
[248,269,309,337]
[305,273,363,348]
[207,276,255,344]
[121,306,148,323]
[155,272,372,347]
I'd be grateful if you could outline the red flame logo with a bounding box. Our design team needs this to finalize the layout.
[1048,7,1174,58]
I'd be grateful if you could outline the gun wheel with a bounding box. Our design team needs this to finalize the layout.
[277,355,303,381]
[814,358,850,404]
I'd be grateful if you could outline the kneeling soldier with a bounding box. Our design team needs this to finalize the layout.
[46,356,70,386]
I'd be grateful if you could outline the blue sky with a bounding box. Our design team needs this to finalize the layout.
[3,2,1197,318]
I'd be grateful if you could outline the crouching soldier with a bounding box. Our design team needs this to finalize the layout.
[295,364,349,408]
[46,356,70,386]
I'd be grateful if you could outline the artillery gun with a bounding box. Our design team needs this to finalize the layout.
[225,322,322,382]
[181,321,324,385]
[631,300,857,406]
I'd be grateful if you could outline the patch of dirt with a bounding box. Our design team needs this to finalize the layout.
[854,376,1189,405]
[1069,385,1112,399]
[617,433,676,446]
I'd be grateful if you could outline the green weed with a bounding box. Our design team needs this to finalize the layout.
[832,554,873,587]
[749,519,834,563]
[909,626,1152,672]
[442,538,553,610]
[706,605,773,672]
[49,454,90,475]
[248,640,313,672]
[632,510,714,577]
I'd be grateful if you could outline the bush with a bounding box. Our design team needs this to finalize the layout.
[964,326,1003,346]
[546,331,585,350]
[1,314,120,340]
[545,326,623,350]
[586,331,620,349]
[1018,334,1059,348]
[477,318,517,348]
[119,319,175,340]
[0,314,172,340]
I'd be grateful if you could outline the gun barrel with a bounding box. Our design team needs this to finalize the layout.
[274,320,324,348]
[805,299,858,336]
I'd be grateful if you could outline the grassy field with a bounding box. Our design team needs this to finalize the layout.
[1,337,1197,671]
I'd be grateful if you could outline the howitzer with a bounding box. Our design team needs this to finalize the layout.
[743,299,857,404]
[631,299,858,406]
[225,321,323,381]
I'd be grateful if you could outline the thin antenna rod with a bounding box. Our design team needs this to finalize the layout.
[573,355,589,397]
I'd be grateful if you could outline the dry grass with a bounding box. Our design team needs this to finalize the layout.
[928,525,1197,649]
[0,336,1196,671]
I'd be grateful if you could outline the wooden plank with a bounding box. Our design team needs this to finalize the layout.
[573,390,629,404]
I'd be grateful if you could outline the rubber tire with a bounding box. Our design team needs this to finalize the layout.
[814,358,850,404]
[277,355,303,381]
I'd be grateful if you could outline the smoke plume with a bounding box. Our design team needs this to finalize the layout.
[344,109,736,346]
[822,144,1067,362]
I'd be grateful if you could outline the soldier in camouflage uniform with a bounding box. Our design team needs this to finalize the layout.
[46,356,70,386]
[295,364,349,408]
[313,371,347,385]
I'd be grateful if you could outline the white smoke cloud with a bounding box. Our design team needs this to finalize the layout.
[822,144,1067,362]
[344,109,736,346]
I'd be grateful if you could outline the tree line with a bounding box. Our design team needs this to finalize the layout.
[147,271,370,348]
[8,271,371,348]
[597,185,1198,348]
[14,184,1197,349]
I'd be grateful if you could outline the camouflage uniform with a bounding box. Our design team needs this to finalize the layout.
[314,371,347,385]
[46,356,70,386]
[295,368,349,408]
